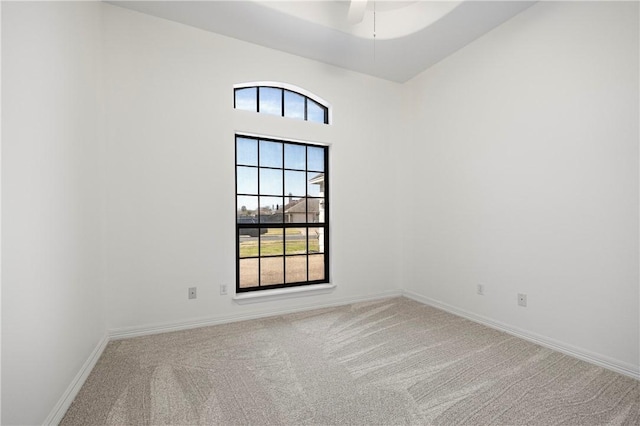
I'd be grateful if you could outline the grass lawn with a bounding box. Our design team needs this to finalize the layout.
[262,228,303,235]
[240,239,320,257]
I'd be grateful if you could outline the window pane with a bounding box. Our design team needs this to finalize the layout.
[283,199,307,224]
[239,258,259,288]
[236,137,258,166]
[259,140,283,168]
[307,147,325,172]
[308,227,325,253]
[285,228,307,254]
[284,198,308,223]
[306,198,323,223]
[236,166,257,194]
[317,199,326,223]
[284,143,306,170]
[286,256,307,283]
[239,230,260,257]
[259,196,283,223]
[237,196,258,221]
[307,173,324,196]
[260,229,283,256]
[260,168,283,196]
[235,87,257,112]
[285,170,306,197]
[308,254,325,281]
[261,256,284,285]
[284,91,305,120]
[307,99,326,123]
[259,87,282,116]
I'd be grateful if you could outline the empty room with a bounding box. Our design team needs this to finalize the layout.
[1,0,638,424]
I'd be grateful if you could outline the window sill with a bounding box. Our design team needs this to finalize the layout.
[232,283,336,304]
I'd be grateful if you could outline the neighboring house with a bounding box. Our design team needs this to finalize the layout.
[308,174,326,253]
[308,173,325,225]
[308,173,324,197]
[284,173,325,224]
[283,173,326,252]
[284,198,319,223]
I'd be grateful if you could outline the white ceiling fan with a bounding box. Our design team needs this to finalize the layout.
[348,0,368,24]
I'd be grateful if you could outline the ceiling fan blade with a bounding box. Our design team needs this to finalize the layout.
[348,0,368,25]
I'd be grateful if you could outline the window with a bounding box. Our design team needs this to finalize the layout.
[236,135,329,292]
[234,85,329,124]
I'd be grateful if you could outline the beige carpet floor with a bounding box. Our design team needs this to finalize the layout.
[61,297,639,425]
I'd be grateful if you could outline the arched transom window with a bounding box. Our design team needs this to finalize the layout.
[234,83,330,124]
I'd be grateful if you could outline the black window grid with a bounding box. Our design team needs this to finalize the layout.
[235,135,329,292]
[234,86,329,125]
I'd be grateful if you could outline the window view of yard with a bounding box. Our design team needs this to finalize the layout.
[239,228,321,257]
[238,228,325,288]
[239,254,325,288]
[236,134,328,291]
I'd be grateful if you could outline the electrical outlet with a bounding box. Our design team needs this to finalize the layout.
[518,293,527,307]
[188,287,197,299]
[220,284,228,295]
[477,284,484,295]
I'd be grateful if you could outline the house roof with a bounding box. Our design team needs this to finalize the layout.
[308,173,324,185]
[284,198,320,214]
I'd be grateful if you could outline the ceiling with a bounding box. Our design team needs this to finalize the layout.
[106,1,536,83]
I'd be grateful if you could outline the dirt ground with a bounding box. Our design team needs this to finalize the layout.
[239,254,325,288]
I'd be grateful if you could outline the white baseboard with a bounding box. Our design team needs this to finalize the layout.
[109,289,403,340]
[43,333,109,425]
[403,289,640,380]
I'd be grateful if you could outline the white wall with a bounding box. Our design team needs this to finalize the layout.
[1,2,106,425]
[2,1,638,424]
[102,4,404,331]
[401,1,639,372]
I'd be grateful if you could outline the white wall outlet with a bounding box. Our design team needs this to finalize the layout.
[188,287,197,299]
[477,284,484,295]
[220,284,228,295]
[518,293,527,307]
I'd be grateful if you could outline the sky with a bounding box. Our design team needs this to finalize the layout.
[236,137,325,214]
